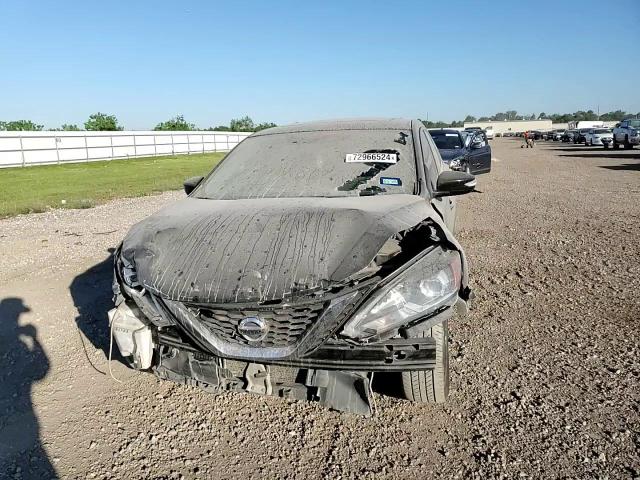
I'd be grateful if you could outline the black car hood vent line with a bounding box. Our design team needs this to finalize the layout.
[121,194,468,303]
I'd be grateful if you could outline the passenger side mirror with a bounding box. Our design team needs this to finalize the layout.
[183,176,204,195]
[434,171,476,197]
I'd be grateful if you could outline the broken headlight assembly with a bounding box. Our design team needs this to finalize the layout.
[118,255,140,288]
[341,248,461,340]
[448,156,465,171]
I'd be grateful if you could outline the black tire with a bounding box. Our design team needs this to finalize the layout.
[603,143,609,149]
[624,135,632,149]
[400,321,449,403]
[613,137,620,149]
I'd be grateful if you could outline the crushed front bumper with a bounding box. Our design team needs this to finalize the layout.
[111,249,469,415]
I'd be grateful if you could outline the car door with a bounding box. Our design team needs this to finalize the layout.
[467,131,492,174]
[618,121,627,141]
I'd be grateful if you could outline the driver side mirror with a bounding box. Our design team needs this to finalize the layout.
[434,171,476,197]
[183,176,204,195]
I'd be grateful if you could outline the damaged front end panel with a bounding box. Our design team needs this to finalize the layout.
[111,202,468,414]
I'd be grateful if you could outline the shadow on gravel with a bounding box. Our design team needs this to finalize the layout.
[69,249,126,369]
[0,298,57,479]
[599,162,640,171]
[372,372,405,399]
[552,147,600,152]
[558,153,640,160]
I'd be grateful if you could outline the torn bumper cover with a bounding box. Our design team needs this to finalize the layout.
[111,194,471,414]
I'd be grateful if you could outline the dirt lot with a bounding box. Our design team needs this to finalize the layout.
[1,139,638,479]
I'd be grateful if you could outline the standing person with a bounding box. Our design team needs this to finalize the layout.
[522,131,534,148]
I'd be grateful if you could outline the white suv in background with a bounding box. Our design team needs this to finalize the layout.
[612,119,640,149]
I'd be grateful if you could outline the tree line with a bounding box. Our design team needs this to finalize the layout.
[422,109,640,129]
[0,113,277,132]
[3,110,639,132]
[462,110,639,124]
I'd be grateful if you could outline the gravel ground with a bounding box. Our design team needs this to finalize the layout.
[0,139,638,479]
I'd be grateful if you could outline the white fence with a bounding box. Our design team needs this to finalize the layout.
[0,130,253,168]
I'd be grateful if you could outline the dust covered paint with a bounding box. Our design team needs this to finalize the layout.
[121,194,460,303]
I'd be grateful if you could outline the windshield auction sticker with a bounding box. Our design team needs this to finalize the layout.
[345,153,398,164]
[380,177,402,186]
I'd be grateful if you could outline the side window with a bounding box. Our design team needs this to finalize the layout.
[474,133,487,147]
[620,121,627,128]
[420,129,439,192]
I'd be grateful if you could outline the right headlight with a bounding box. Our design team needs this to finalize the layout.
[341,248,461,340]
[119,254,140,288]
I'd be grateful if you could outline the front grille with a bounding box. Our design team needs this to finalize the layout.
[190,303,326,348]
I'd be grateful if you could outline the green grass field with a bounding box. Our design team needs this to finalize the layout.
[0,152,225,218]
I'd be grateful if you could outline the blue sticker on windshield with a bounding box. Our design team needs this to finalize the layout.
[380,177,402,186]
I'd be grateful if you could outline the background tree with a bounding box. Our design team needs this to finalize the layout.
[421,119,464,128]
[50,124,82,131]
[463,115,476,123]
[254,122,277,131]
[599,110,626,121]
[506,110,518,121]
[154,115,195,131]
[84,112,122,131]
[0,120,44,131]
[229,116,256,132]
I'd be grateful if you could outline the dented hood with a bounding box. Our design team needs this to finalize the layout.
[121,194,448,303]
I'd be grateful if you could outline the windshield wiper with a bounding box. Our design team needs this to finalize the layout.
[359,186,386,196]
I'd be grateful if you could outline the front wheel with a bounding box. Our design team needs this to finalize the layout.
[613,137,620,149]
[400,321,449,403]
[603,143,609,149]
[624,136,633,149]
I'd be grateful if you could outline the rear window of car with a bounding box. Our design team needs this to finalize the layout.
[430,132,463,150]
[195,129,418,199]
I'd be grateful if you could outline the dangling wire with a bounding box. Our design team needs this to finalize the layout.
[368,372,377,417]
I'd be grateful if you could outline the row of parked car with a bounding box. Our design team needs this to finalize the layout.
[492,119,639,149]
[540,120,640,149]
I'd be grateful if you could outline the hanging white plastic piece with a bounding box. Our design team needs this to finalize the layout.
[107,302,153,370]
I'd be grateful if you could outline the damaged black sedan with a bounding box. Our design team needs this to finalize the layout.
[109,119,475,415]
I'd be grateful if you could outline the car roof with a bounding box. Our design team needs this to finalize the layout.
[252,118,414,136]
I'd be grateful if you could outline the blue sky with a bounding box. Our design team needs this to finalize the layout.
[1,0,638,129]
